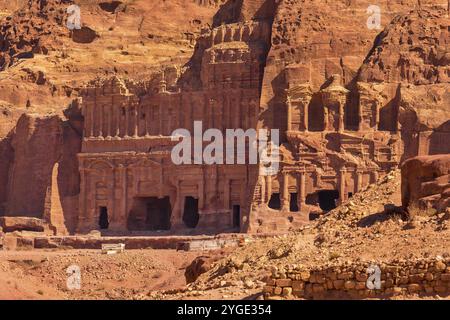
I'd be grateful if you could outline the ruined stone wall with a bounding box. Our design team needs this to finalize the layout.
[264,257,450,299]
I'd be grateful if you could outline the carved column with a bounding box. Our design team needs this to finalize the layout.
[338,98,345,132]
[323,106,329,131]
[114,99,120,138]
[266,175,272,204]
[98,105,104,138]
[302,98,310,132]
[108,165,123,231]
[240,178,246,210]
[298,170,306,211]
[339,167,347,204]
[374,103,380,129]
[79,168,95,232]
[77,167,87,231]
[106,104,112,139]
[219,25,225,43]
[124,103,130,138]
[144,104,150,137]
[356,169,363,192]
[82,104,87,138]
[281,173,289,211]
[238,25,244,41]
[171,179,184,229]
[119,165,127,221]
[211,29,216,46]
[358,101,363,132]
[89,103,95,138]
[286,97,292,132]
[223,179,230,209]
[133,104,139,137]
[159,102,163,135]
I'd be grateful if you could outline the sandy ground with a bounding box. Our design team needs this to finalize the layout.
[0,249,203,300]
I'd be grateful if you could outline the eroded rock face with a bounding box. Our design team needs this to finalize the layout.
[0,0,70,71]
[359,9,449,85]
[401,154,450,213]
[0,135,12,215]
[6,114,63,217]
[0,216,48,232]
[2,112,81,233]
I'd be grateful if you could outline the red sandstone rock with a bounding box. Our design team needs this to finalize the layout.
[185,255,221,283]
[0,216,48,232]
[401,154,450,214]
[0,1,448,235]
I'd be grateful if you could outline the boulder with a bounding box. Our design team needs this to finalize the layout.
[401,154,450,213]
[0,216,47,232]
[185,255,219,284]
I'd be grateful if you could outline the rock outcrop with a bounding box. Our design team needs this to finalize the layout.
[1,111,81,233]
[185,255,220,283]
[401,154,450,214]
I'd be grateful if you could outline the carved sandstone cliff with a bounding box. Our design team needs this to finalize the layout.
[0,0,448,235]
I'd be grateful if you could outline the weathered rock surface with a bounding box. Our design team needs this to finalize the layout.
[0,1,448,235]
[1,111,81,233]
[185,255,220,283]
[401,154,450,214]
[0,216,48,232]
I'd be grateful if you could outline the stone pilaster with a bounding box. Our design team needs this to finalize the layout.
[124,103,130,138]
[356,168,363,193]
[133,104,139,138]
[298,170,306,211]
[286,96,292,132]
[266,175,272,204]
[223,179,230,209]
[281,173,289,211]
[338,98,345,132]
[339,167,347,204]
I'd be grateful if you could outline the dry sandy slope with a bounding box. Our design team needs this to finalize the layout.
[174,171,450,299]
[0,249,202,300]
